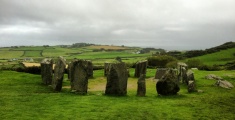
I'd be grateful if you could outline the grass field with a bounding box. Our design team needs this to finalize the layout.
[0,45,148,65]
[188,48,235,66]
[22,51,42,57]
[9,46,46,51]
[0,50,23,59]
[67,51,149,59]
[0,69,234,120]
[87,45,130,50]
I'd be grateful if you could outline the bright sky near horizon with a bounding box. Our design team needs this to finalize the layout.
[0,0,234,50]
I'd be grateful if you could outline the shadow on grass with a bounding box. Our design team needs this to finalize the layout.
[156,94,187,99]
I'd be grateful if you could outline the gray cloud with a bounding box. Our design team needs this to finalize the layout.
[0,0,235,50]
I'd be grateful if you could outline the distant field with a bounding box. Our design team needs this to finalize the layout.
[43,47,92,57]
[23,51,42,57]
[0,45,153,68]
[0,50,23,59]
[1,45,235,70]
[9,46,46,51]
[189,48,235,66]
[88,45,129,50]
[66,51,149,59]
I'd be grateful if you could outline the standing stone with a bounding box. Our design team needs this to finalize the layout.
[154,68,169,79]
[188,81,196,93]
[186,70,195,85]
[70,59,89,94]
[182,67,187,83]
[87,60,93,78]
[156,69,180,95]
[68,58,78,80]
[104,62,111,76]
[137,74,146,96]
[68,61,72,80]
[52,56,66,92]
[177,62,188,82]
[134,60,148,78]
[127,69,130,77]
[41,58,53,85]
[105,62,128,96]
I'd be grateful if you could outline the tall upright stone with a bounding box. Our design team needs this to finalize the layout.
[177,62,188,82]
[87,60,93,78]
[188,81,196,93]
[68,61,72,80]
[186,70,195,85]
[182,67,188,84]
[41,58,53,85]
[105,62,128,96]
[137,74,146,96]
[70,59,90,94]
[52,56,66,92]
[134,60,148,78]
[104,62,111,76]
[68,58,81,80]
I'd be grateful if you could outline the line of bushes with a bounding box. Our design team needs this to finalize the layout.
[147,55,177,68]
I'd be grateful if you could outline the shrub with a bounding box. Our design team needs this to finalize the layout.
[198,65,223,71]
[147,55,177,68]
[186,59,204,68]
[166,61,178,69]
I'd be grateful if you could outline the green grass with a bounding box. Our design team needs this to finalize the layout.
[23,51,42,57]
[67,51,150,59]
[42,47,78,57]
[189,48,235,66]
[0,50,23,59]
[10,46,46,51]
[0,46,153,68]
[0,70,235,120]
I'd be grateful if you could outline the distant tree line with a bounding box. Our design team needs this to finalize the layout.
[139,48,166,54]
[71,43,94,48]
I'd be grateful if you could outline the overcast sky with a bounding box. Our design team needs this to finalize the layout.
[0,0,234,50]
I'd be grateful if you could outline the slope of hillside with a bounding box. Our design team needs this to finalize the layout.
[189,48,235,66]
[184,42,235,58]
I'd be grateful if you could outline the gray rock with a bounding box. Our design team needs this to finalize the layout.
[197,90,204,93]
[52,56,66,92]
[70,59,90,94]
[134,60,148,78]
[215,80,234,89]
[205,74,223,80]
[154,68,169,79]
[137,74,146,96]
[156,69,180,95]
[105,62,128,96]
[40,58,53,85]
